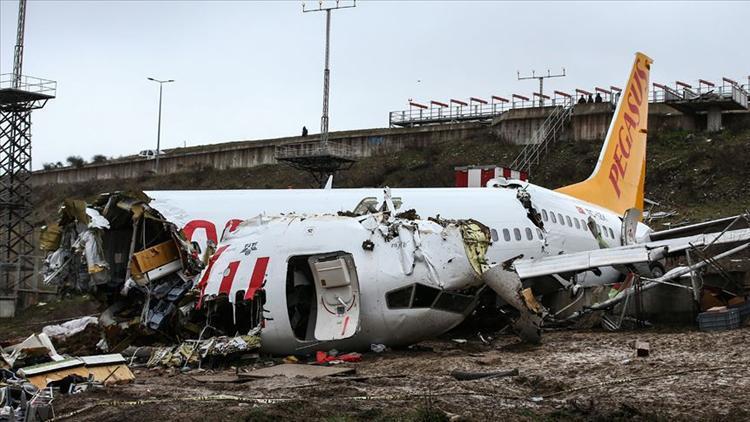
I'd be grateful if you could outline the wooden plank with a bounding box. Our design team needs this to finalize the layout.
[239,364,355,379]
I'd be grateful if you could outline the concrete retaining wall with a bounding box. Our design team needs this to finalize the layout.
[32,123,488,186]
[33,103,746,186]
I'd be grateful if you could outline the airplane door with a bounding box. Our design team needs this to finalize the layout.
[307,253,361,340]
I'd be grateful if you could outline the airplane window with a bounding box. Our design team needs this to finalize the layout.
[525,227,533,240]
[537,228,543,240]
[582,220,588,231]
[513,228,522,241]
[565,215,572,227]
[609,227,615,239]
[490,229,499,242]
[386,285,413,309]
[558,213,564,225]
[412,284,441,308]
[550,213,557,223]
[433,291,475,314]
[542,209,548,221]
[600,225,606,237]
[503,228,511,241]
[574,219,580,229]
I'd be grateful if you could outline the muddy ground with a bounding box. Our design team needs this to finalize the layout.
[39,325,749,421]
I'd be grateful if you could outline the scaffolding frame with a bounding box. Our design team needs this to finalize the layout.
[0,74,55,312]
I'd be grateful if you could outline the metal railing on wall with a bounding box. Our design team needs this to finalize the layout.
[390,77,749,128]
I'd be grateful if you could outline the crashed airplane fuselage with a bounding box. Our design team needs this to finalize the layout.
[196,213,492,354]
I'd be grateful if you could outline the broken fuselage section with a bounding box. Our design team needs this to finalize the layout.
[196,212,493,354]
[40,192,204,348]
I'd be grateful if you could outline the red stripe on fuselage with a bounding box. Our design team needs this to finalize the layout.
[195,244,229,309]
[244,257,270,300]
[219,260,240,295]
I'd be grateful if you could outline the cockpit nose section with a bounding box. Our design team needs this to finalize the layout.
[286,252,361,342]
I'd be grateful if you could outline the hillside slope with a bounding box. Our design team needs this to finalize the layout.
[34,127,750,227]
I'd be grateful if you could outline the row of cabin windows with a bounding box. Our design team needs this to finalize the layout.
[501,227,544,242]
[540,209,617,240]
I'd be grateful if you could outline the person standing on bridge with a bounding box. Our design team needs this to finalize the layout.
[302,126,308,137]
[595,92,603,103]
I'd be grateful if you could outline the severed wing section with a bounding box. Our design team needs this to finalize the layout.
[515,227,750,280]
[482,217,750,344]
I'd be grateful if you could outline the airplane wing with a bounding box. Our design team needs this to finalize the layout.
[647,214,750,241]
[513,228,750,280]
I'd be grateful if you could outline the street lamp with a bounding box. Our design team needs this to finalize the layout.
[147,77,174,173]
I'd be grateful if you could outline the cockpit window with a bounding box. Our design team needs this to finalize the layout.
[386,285,413,309]
[412,284,440,308]
[432,291,475,313]
[385,284,476,314]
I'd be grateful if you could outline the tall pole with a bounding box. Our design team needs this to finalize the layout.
[12,0,27,88]
[303,0,356,148]
[156,83,163,172]
[147,77,174,173]
[320,9,331,146]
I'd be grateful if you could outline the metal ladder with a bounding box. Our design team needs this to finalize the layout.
[509,100,574,176]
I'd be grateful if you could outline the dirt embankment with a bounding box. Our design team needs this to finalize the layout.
[34,128,750,228]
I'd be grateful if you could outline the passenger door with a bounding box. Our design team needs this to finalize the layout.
[307,253,361,340]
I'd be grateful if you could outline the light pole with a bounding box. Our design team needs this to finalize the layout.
[147,77,174,173]
[303,0,356,148]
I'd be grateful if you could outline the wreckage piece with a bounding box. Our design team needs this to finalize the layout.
[481,265,543,344]
[146,334,261,368]
[17,354,135,389]
[565,242,750,320]
[41,192,205,345]
[41,316,98,340]
[0,382,53,422]
[0,334,64,370]
[196,212,492,354]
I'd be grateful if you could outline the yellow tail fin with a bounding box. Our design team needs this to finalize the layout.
[556,52,653,215]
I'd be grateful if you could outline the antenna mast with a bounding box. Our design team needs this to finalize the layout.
[303,0,356,146]
[517,68,566,107]
[12,0,27,88]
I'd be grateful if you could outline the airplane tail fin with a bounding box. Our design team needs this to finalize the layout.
[555,52,653,215]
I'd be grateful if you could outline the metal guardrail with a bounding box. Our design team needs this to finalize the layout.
[649,83,749,108]
[390,79,749,127]
[389,97,573,127]
[275,140,357,160]
[0,73,57,96]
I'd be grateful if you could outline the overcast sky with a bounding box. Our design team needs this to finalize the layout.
[1,0,749,169]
